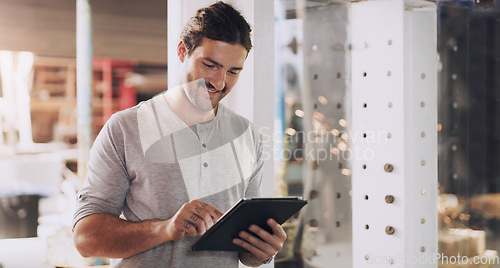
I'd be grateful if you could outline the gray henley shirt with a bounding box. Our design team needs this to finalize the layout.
[73,93,264,267]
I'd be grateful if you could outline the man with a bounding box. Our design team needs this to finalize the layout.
[73,2,286,267]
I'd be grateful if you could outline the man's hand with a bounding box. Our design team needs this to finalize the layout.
[233,218,287,266]
[165,200,223,241]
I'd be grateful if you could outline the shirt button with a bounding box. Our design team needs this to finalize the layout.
[202,143,207,148]
[203,163,208,168]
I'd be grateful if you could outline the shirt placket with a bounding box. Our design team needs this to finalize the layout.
[198,126,210,188]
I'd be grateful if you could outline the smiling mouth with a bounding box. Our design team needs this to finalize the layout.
[206,88,219,94]
[200,79,226,94]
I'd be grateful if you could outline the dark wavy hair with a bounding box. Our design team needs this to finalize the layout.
[180,1,252,55]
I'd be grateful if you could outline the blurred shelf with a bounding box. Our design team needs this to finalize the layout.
[30,57,137,143]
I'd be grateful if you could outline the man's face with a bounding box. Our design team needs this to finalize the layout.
[178,37,248,112]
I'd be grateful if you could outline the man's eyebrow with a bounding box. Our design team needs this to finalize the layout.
[205,57,243,71]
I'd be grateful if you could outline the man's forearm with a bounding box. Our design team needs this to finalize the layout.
[73,213,169,259]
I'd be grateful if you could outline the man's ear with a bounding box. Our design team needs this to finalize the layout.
[177,40,187,63]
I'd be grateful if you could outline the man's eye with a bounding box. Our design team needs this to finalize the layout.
[203,63,216,68]
[228,70,239,75]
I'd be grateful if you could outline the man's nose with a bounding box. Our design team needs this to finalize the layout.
[210,69,226,91]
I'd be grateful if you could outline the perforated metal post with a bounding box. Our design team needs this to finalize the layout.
[350,0,437,267]
[297,1,352,267]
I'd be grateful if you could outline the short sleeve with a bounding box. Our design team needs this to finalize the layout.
[73,114,130,228]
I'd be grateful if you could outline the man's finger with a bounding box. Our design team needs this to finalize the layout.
[268,218,287,240]
[189,213,207,234]
[239,230,275,255]
[232,237,268,261]
[187,221,199,236]
[186,200,222,234]
[197,201,223,221]
[247,225,282,252]
[212,207,223,221]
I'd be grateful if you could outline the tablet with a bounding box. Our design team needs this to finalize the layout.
[191,197,308,252]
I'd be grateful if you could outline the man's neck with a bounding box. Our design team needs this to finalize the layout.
[163,86,217,129]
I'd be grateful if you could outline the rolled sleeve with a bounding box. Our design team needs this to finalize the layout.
[73,114,130,228]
